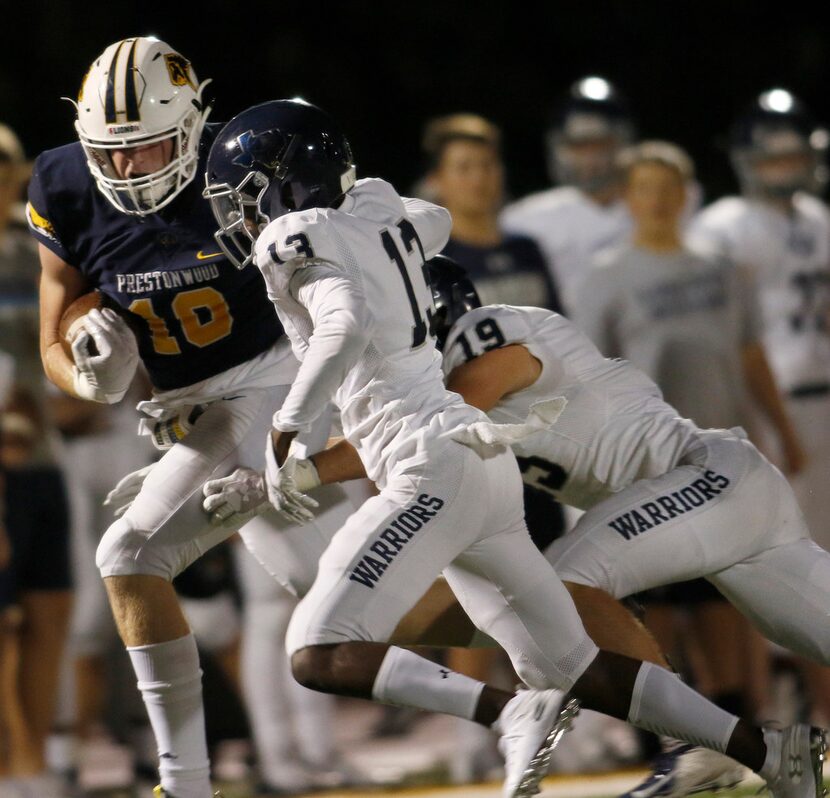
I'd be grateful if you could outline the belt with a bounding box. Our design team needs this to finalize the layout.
[789,382,830,399]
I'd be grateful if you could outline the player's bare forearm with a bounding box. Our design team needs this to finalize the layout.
[447,344,542,412]
[38,243,89,398]
[310,438,367,484]
[41,339,79,397]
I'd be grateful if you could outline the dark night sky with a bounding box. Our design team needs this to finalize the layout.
[4,1,830,203]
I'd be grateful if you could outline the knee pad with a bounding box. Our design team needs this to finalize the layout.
[96,517,171,580]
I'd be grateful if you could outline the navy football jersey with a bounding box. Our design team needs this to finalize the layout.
[442,233,563,313]
[27,126,282,390]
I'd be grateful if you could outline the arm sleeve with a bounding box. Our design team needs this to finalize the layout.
[26,161,72,262]
[273,264,375,432]
[401,197,452,259]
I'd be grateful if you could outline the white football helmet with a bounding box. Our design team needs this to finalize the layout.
[71,36,212,215]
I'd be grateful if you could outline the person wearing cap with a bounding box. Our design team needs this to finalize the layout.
[421,112,566,782]
[573,142,803,773]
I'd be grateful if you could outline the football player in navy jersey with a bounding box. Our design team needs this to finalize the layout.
[421,113,562,313]
[28,37,353,798]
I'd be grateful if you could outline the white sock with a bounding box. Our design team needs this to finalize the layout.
[628,663,739,753]
[371,647,485,721]
[127,634,211,798]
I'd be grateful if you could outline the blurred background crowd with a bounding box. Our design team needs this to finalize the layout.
[1,3,830,796]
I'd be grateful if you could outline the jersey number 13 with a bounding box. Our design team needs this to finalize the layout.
[380,219,435,349]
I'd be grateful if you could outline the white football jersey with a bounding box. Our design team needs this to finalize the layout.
[500,186,632,312]
[254,178,479,484]
[687,193,830,392]
[442,305,700,510]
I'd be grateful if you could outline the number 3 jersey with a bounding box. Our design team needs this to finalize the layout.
[442,304,701,510]
[26,128,282,391]
[254,178,480,484]
[687,193,830,394]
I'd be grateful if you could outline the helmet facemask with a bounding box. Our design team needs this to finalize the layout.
[547,121,632,193]
[730,90,829,201]
[732,131,826,200]
[76,94,208,216]
[72,38,212,216]
[203,170,271,269]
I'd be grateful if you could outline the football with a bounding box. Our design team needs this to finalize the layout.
[59,290,104,359]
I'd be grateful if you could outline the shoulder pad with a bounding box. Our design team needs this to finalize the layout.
[443,305,537,374]
[255,210,327,270]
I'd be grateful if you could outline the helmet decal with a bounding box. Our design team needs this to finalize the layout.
[164,53,196,90]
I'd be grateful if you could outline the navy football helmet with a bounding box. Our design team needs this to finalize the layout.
[546,76,635,192]
[203,99,356,268]
[730,88,828,199]
[426,255,481,350]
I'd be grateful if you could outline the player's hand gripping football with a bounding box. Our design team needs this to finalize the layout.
[72,308,139,404]
[264,430,321,525]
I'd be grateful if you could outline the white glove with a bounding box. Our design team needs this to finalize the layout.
[452,397,568,453]
[264,439,321,525]
[103,463,156,518]
[202,467,270,527]
[72,308,139,404]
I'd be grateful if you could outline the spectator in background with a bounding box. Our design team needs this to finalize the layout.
[0,124,72,798]
[421,112,565,783]
[421,113,561,311]
[501,76,634,313]
[688,88,830,728]
[573,140,802,735]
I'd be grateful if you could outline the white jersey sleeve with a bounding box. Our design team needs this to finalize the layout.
[443,304,557,376]
[273,263,374,432]
[444,305,700,510]
[400,196,452,259]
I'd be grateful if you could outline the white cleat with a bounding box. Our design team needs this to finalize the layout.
[762,725,827,798]
[493,688,580,798]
